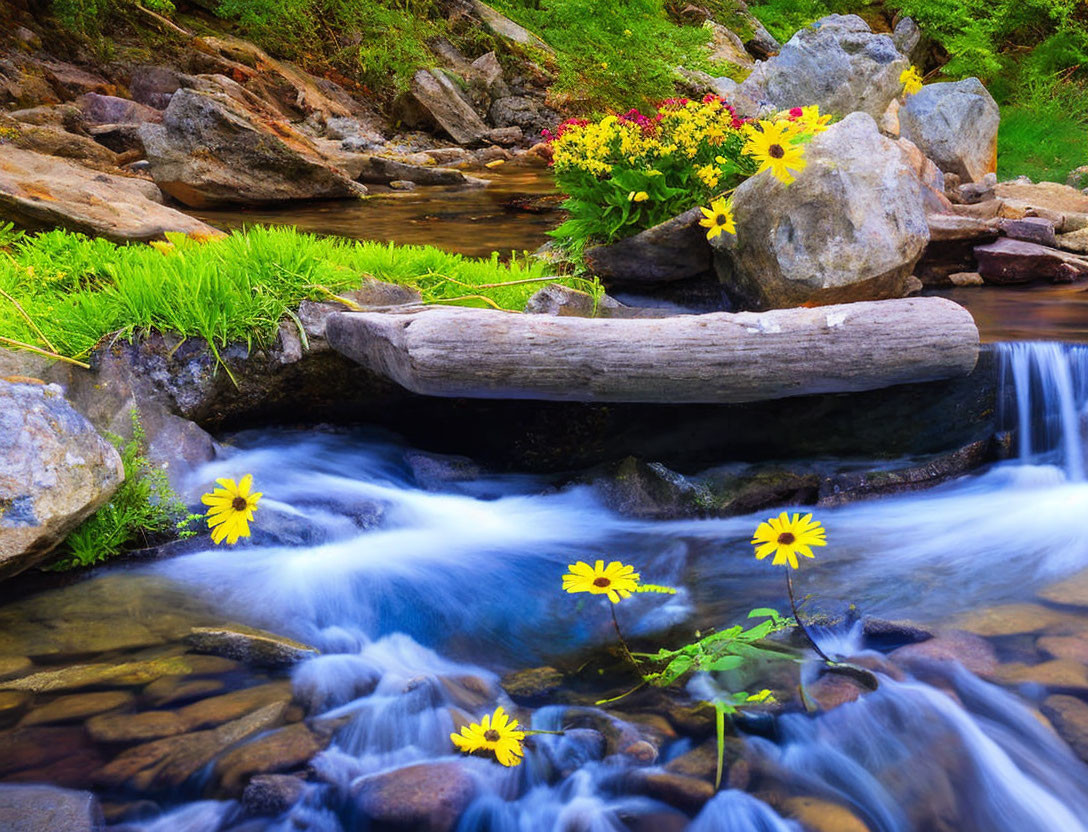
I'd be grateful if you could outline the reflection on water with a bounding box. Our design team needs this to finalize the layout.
[191,169,561,259]
[931,285,1088,344]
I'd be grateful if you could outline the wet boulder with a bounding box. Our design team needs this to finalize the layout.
[0,380,124,579]
[715,113,929,309]
[184,625,319,669]
[900,78,999,184]
[213,722,329,794]
[140,88,366,207]
[243,773,307,816]
[0,146,221,241]
[1042,695,1088,761]
[352,761,477,832]
[737,15,909,120]
[973,238,1088,285]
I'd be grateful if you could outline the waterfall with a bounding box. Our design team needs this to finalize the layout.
[998,342,1088,481]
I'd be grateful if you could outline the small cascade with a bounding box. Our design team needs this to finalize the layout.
[998,342,1088,480]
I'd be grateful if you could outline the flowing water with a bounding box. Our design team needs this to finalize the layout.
[0,341,1077,829]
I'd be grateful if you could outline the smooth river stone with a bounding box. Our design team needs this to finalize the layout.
[1042,695,1088,761]
[93,701,287,791]
[0,654,239,693]
[994,659,1088,692]
[1037,635,1088,664]
[888,630,998,677]
[213,722,328,794]
[184,626,319,669]
[18,690,133,726]
[143,676,226,707]
[1037,569,1088,607]
[177,681,294,732]
[946,603,1086,637]
[86,710,188,743]
[782,797,871,832]
[0,656,32,680]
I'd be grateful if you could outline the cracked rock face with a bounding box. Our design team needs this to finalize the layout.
[0,379,123,578]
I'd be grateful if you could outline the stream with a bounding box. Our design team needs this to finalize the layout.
[3,184,1088,831]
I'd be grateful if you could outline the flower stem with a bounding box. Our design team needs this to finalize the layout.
[610,603,641,672]
[786,571,833,664]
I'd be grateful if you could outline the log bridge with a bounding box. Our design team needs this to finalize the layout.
[324,297,980,404]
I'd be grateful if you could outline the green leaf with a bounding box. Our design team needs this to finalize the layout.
[707,655,744,672]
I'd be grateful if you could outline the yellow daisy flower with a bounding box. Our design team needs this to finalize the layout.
[699,197,735,241]
[201,475,262,545]
[629,190,649,202]
[900,65,923,96]
[794,105,831,135]
[450,706,525,767]
[751,512,827,569]
[563,560,640,604]
[743,120,807,184]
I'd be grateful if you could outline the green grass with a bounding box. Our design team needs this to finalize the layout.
[998,104,1088,183]
[488,0,721,112]
[0,225,593,363]
[46,412,200,572]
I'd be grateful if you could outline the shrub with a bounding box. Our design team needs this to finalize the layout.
[546,98,826,256]
[47,412,199,571]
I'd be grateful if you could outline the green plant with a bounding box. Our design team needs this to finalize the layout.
[0,227,596,365]
[47,412,200,571]
[491,0,718,112]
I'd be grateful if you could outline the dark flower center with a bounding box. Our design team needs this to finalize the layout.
[715,214,728,226]
[768,144,785,159]
[777,532,796,545]
[484,729,501,742]
[232,497,248,511]
[593,577,612,588]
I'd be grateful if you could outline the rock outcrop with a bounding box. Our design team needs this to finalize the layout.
[900,78,999,184]
[0,379,124,578]
[716,113,929,309]
[140,87,366,207]
[737,15,908,120]
[0,146,221,241]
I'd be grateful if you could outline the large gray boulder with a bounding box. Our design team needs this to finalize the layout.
[140,88,366,207]
[0,379,124,579]
[900,78,999,184]
[738,14,908,120]
[715,112,930,310]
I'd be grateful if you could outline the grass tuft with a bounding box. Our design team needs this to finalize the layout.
[0,226,594,362]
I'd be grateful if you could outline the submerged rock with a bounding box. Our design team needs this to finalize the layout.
[213,722,329,794]
[243,773,307,816]
[0,654,236,693]
[1042,695,1088,761]
[184,625,319,669]
[18,691,134,727]
[0,146,221,241]
[0,784,102,832]
[715,113,929,310]
[900,78,999,184]
[140,88,366,207]
[737,15,908,120]
[0,379,124,579]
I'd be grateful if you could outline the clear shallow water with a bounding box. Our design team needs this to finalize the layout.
[190,169,561,259]
[4,342,1088,830]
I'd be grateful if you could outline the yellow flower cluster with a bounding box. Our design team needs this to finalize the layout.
[549,97,744,178]
[900,65,924,96]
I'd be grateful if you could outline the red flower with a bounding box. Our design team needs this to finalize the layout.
[789,107,804,119]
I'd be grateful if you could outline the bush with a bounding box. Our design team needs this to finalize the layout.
[547,98,826,256]
[47,412,199,571]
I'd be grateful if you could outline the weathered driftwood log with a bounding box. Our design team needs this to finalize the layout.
[325,298,980,404]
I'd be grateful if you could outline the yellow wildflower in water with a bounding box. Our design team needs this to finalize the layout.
[201,475,262,545]
[629,190,649,202]
[450,706,525,766]
[699,197,735,241]
[563,560,640,603]
[743,120,807,184]
[751,512,827,569]
[900,65,924,96]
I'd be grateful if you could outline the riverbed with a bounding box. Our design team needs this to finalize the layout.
[2,184,1088,832]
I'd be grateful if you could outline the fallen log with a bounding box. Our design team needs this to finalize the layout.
[324,298,980,404]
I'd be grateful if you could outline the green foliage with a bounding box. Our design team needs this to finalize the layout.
[998,78,1088,182]
[745,0,838,44]
[490,0,717,112]
[0,226,592,363]
[50,0,174,34]
[634,608,794,687]
[213,0,486,97]
[47,412,199,571]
